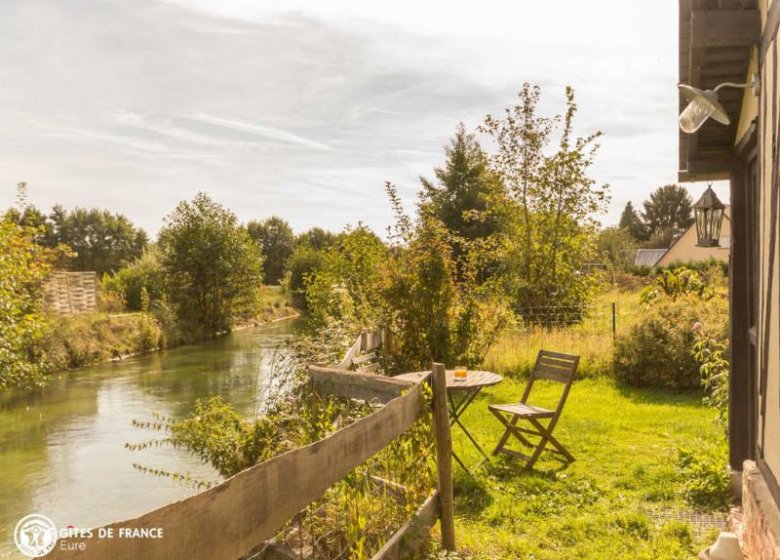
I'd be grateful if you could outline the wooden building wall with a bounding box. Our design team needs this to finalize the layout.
[754,0,780,493]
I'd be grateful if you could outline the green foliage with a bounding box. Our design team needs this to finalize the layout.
[247,216,295,285]
[614,294,728,389]
[102,245,167,311]
[295,227,337,251]
[0,216,54,390]
[382,187,510,370]
[166,397,286,478]
[677,445,730,510]
[640,266,713,304]
[693,325,730,433]
[480,84,609,315]
[285,245,326,309]
[45,205,148,275]
[305,225,388,330]
[158,192,264,338]
[642,184,694,237]
[619,201,649,241]
[597,226,637,276]
[419,122,504,272]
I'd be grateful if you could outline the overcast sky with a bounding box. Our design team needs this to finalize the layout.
[0,0,729,236]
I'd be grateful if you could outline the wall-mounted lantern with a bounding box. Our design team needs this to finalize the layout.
[693,185,726,247]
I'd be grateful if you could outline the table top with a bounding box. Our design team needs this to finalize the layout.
[394,369,502,389]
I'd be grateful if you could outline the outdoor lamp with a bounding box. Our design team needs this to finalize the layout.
[678,76,759,134]
[693,184,726,247]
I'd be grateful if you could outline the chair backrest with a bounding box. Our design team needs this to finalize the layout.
[521,350,579,420]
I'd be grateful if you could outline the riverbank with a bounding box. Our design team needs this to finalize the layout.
[0,320,300,555]
[41,286,299,374]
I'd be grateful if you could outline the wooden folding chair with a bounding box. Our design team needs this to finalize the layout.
[488,350,579,469]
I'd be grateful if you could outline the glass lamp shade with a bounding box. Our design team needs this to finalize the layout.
[679,97,717,133]
[678,85,730,134]
[693,186,726,247]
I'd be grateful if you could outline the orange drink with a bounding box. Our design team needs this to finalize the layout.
[454,366,467,381]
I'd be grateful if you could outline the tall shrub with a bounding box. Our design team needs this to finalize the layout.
[0,217,54,390]
[614,294,727,390]
[158,193,264,338]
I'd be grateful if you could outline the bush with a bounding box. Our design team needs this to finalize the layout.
[677,445,730,510]
[613,294,727,390]
[103,246,168,311]
[0,217,55,390]
[285,246,325,309]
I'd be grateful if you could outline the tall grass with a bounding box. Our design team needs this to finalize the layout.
[482,289,643,379]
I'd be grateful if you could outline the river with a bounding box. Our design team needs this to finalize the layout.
[0,319,299,557]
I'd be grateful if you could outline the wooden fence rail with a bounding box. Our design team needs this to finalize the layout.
[51,363,454,560]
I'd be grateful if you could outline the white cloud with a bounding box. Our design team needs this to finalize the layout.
[0,0,696,236]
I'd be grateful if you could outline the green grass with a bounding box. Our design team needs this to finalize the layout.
[446,377,728,559]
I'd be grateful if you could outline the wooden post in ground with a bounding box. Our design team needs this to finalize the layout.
[431,362,456,552]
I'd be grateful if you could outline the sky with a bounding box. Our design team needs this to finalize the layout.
[0,0,730,236]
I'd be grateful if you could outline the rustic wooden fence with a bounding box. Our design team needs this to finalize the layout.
[51,363,455,560]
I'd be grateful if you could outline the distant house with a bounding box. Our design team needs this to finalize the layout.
[631,206,731,269]
[656,206,731,267]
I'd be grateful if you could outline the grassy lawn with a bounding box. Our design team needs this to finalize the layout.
[447,376,728,560]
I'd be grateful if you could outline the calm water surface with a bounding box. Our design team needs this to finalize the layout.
[0,320,299,557]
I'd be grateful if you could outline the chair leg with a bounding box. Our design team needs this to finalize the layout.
[524,435,549,470]
[528,418,575,463]
[489,408,514,455]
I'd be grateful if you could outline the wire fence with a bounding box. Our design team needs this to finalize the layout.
[485,301,645,378]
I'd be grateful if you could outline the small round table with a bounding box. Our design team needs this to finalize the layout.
[394,370,503,471]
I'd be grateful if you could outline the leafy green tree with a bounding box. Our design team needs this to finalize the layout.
[419,123,504,252]
[295,227,337,251]
[0,209,55,390]
[305,225,388,329]
[619,201,648,241]
[380,184,510,371]
[158,193,264,338]
[597,226,637,271]
[286,246,326,309]
[642,184,694,236]
[247,216,295,285]
[479,83,609,315]
[46,206,148,275]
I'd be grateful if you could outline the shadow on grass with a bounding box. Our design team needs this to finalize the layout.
[614,382,703,407]
[453,468,493,516]
[453,454,574,517]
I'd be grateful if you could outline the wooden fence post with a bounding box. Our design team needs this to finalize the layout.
[431,363,456,552]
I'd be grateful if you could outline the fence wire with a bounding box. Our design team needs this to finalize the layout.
[248,395,436,560]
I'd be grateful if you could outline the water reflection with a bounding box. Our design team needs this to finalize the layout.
[0,320,298,556]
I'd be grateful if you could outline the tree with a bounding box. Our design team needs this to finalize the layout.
[0,190,56,390]
[642,184,694,236]
[619,201,648,241]
[158,193,264,338]
[46,206,148,275]
[597,226,637,273]
[419,123,504,250]
[286,246,326,309]
[295,227,336,251]
[479,83,609,315]
[247,217,294,285]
